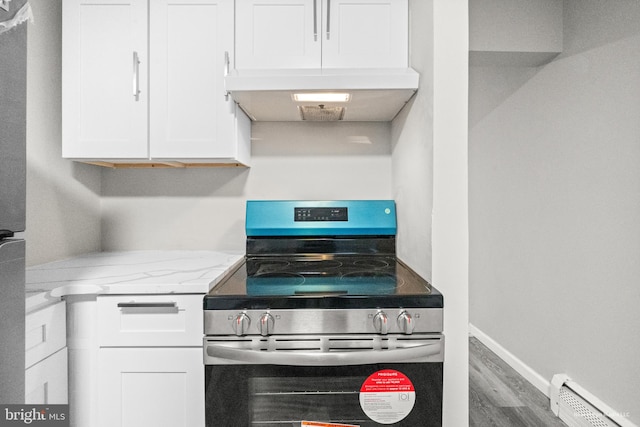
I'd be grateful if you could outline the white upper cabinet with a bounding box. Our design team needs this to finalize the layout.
[62,0,250,165]
[235,0,408,70]
[62,0,148,159]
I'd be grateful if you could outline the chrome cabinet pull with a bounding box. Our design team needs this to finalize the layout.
[313,0,318,41]
[224,51,230,101]
[132,51,141,101]
[326,0,331,40]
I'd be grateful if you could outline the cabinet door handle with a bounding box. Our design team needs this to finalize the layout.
[313,0,318,41]
[132,51,141,101]
[224,51,230,101]
[326,0,331,40]
[224,51,230,76]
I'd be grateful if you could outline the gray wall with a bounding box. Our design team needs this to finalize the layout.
[26,0,101,266]
[469,0,640,422]
[392,0,434,281]
[100,122,393,251]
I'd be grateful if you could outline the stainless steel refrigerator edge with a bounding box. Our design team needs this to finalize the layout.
[0,0,28,404]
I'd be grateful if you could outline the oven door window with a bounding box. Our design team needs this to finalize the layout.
[205,363,442,427]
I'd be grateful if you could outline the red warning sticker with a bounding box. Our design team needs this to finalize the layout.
[359,370,415,424]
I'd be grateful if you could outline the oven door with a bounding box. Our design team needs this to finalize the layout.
[204,334,443,427]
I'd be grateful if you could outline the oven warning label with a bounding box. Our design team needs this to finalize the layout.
[359,370,415,424]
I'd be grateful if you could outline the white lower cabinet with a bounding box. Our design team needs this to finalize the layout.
[95,294,205,427]
[98,348,204,427]
[25,300,68,404]
[25,348,68,404]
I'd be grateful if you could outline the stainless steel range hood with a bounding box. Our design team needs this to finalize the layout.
[224,68,419,122]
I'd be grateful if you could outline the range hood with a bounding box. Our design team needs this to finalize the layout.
[224,68,419,122]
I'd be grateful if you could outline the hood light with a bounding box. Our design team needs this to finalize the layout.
[292,93,351,103]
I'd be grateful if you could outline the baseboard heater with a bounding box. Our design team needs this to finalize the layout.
[550,374,633,427]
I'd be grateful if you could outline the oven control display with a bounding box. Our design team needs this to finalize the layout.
[295,207,348,222]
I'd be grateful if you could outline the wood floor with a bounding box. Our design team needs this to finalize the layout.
[469,336,567,427]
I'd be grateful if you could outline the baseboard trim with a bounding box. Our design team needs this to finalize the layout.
[469,323,550,397]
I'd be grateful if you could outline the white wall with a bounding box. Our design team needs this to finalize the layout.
[392,0,434,280]
[431,1,469,426]
[393,1,469,426]
[469,0,640,423]
[100,121,393,251]
[25,0,101,266]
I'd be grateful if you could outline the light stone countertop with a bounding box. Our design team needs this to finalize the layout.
[25,250,244,312]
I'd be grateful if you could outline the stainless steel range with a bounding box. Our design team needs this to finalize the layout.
[203,200,444,427]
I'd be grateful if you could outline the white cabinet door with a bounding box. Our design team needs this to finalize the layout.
[62,0,148,159]
[235,0,321,69]
[25,348,68,404]
[321,0,408,68]
[149,0,238,159]
[98,348,204,427]
[235,0,408,70]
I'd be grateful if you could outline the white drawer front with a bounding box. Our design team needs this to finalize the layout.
[25,300,66,369]
[97,294,203,347]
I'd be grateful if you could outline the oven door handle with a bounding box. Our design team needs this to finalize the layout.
[205,341,443,366]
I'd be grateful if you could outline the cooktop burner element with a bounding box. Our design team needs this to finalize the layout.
[248,255,393,277]
[207,255,442,303]
[204,200,443,335]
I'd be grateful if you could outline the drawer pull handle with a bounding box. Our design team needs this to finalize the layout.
[117,302,179,313]
[117,302,177,308]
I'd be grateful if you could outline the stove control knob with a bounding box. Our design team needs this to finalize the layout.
[258,312,275,336]
[232,312,251,336]
[373,311,389,335]
[397,310,415,335]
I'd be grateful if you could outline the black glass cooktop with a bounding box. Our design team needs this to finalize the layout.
[204,256,443,310]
